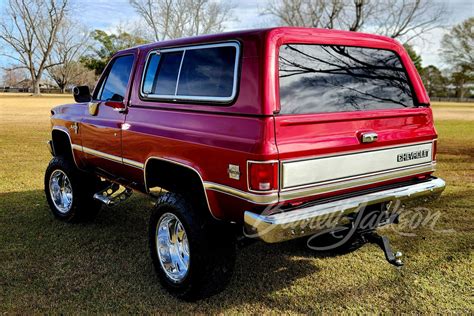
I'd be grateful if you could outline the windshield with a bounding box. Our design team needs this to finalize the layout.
[278,44,415,114]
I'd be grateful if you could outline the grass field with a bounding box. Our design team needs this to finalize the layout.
[0,94,473,313]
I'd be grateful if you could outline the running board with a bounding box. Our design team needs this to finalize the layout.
[93,183,133,206]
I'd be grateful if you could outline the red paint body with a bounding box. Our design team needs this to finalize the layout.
[50,27,436,222]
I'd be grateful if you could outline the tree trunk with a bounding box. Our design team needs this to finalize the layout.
[456,81,465,98]
[60,86,66,94]
[32,79,41,96]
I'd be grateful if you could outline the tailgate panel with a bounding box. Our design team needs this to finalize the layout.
[282,142,433,189]
[272,37,437,200]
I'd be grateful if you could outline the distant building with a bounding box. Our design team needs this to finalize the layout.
[0,79,57,92]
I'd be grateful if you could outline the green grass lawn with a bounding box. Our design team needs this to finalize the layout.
[0,95,473,313]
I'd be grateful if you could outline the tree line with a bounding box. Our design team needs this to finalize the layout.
[0,0,472,99]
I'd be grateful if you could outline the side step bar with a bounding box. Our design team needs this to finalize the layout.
[93,183,133,206]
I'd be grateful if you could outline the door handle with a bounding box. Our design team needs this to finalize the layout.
[361,132,378,143]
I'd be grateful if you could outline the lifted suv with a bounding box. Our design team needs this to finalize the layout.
[45,27,445,300]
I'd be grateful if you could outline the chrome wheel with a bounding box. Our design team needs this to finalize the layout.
[156,213,190,283]
[49,169,73,214]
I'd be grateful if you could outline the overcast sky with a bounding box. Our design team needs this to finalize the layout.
[1,0,473,68]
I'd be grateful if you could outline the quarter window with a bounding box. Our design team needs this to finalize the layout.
[141,43,239,103]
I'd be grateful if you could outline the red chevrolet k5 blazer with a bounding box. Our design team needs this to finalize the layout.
[45,27,446,300]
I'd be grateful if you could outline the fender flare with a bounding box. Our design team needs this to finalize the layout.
[143,156,219,220]
[51,126,82,169]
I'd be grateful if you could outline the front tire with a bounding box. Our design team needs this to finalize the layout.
[44,156,102,222]
[149,192,235,300]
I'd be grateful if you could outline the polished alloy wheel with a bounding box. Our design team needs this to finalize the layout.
[49,169,73,214]
[156,213,190,283]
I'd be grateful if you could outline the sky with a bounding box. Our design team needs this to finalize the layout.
[0,0,473,69]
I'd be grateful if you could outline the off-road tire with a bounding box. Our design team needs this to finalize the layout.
[44,156,102,222]
[149,192,236,301]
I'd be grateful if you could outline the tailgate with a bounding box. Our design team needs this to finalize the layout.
[275,109,436,196]
[274,43,437,200]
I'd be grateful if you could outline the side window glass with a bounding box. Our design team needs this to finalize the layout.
[151,51,183,95]
[98,55,135,102]
[177,46,235,98]
[140,43,239,103]
[142,53,161,94]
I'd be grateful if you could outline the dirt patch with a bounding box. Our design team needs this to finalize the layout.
[432,107,474,121]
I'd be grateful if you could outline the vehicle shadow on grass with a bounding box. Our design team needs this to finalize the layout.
[204,187,473,311]
[0,190,318,312]
[0,189,471,313]
[285,187,472,258]
[224,189,471,312]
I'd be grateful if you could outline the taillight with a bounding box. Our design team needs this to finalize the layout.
[432,140,437,161]
[248,161,279,192]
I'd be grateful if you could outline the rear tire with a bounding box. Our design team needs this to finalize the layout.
[44,156,102,222]
[149,192,236,301]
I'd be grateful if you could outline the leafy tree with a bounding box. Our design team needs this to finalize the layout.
[80,29,147,75]
[420,65,448,97]
[450,64,473,98]
[404,44,423,73]
[440,17,474,99]
[441,17,473,67]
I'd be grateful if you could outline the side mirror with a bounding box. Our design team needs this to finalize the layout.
[73,86,92,103]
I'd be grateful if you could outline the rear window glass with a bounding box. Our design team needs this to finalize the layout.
[278,44,415,114]
[141,43,239,102]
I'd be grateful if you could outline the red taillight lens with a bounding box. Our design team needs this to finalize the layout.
[248,161,279,191]
[432,140,437,161]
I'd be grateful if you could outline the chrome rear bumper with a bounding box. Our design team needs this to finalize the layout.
[244,178,446,243]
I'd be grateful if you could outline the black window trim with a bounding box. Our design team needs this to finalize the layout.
[276,43,420,115]
[140,41,241,103]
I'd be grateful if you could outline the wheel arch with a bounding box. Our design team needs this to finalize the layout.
[144,157,219,220]
[51,128,73,158]
[51,127,85,170]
